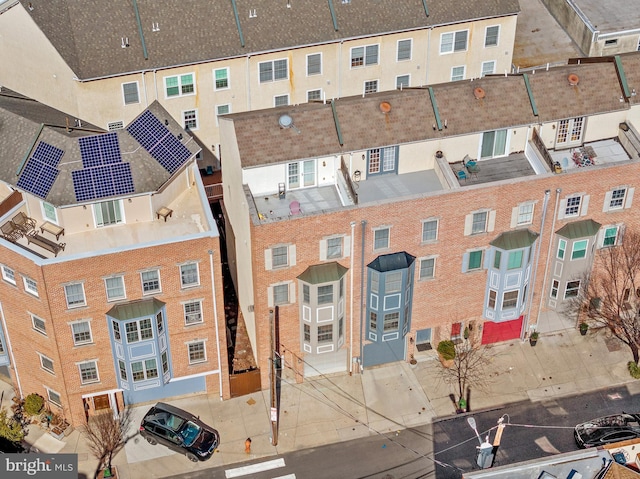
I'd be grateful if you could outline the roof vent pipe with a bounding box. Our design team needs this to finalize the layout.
[568,74,579,86]
[473,87,485,99]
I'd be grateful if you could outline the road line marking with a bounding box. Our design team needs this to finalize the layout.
[225,458,286,478]
[273,475,296,479]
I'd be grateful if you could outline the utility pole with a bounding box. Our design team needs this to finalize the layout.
[467,416,506,469]
[269,308,278,446]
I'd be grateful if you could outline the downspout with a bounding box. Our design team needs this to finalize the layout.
[209,250,223,399]
[141,71,148,107]
[131,0,149,60]
[425,27,432,86]
[153,69,158,102]
[349,221,356,374]
[246,56,251,111]
[535,188,562,335]
[338,41,343,99]
[0,303,22,398]
[359,220,367,370]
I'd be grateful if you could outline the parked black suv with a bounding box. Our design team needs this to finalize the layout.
[139,402,220,462]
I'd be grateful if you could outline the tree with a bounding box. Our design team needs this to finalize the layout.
[83,408,133,479]
[0,407,26,443]
[568,230,640,367]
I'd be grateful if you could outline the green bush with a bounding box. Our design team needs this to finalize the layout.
[0,408,25,443]
[437,340,456,360]
[23,393,44,416]
[628,361,640,379]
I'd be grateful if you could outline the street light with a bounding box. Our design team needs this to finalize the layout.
[466,416,498,469]
[466,417,482,445]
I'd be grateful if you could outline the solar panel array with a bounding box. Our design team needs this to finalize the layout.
[126,110,192,174]
[16,142,64,199]
[79,133,122,168]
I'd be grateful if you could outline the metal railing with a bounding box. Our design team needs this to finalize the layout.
[204,183,223,201]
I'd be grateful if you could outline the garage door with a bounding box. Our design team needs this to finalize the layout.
[481,316,523,344]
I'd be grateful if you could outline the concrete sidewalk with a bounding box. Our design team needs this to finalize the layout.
[3,328,638,478]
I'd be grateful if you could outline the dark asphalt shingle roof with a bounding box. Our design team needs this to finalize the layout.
[18,0,520,80]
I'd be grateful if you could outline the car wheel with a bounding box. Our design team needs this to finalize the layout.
[186,453,198,463]
[145,436,157,445]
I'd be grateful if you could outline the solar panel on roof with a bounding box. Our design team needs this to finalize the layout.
[17,159,60,199]
[72,169,94,202]
[72,163,134,202]
[32,142,64,167]
[79,133,122,168]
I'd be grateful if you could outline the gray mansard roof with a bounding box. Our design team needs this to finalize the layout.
[16,0,519,80]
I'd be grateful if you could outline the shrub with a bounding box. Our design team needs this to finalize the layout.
[437,340,456,360]
[23,394,44,416]
[628,361,640,379]
[0,408,25,443]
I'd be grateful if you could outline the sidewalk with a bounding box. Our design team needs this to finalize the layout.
[3,328,639,478]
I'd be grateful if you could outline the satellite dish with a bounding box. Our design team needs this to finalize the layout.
[278,114,300,134]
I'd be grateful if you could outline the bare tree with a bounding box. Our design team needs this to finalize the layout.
[83,408,133,479]
[568,230,640,366]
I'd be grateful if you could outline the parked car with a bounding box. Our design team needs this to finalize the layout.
[139,402,220,462]
[574,413,640,448]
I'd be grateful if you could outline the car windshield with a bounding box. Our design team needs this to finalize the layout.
[578,415,632,437]
[179,421,202,446]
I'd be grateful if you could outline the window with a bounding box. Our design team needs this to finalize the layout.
[419,258,435,279]
[165,73,195,97]
[488,290,497,308]
[188,341,206,364]
[95,200,123,226]
[571,240,588,260]
[317,285,333,304]
[351,45,378,67]
[39,354,54,374]
[259,59,288,82]
[122,82,139,104]
[604,39,618,47]
[304,324,311,342]
[161,351,169,374]
[326,237,343,259]
[371,271,379,293]
[272,246,289,268]
[46,388,62,407]
[156,312,164,334]
[1,265,15,285]
[64,283,85,308]
[468,250,483,270]
[141,269,161,294]
[318,325,333,342]
[481,61,496,77]
[184,300,203,325]
[42,201,57,223]
[550,279,559,299]
[273,284,289,305]
[602,226,620,247]
[105,276,126,301]
[517,203,534,225]
[307,89,322,102]
[396,75,410,89]
[119,360,127,381]
[79,361,99,384]
[72,321,92,345]
[373,227,390,250]
[494,250,502,269]
[502,291,519,309]
[125,318,153,343]
[440,30,468,53]
[557,239,566,259]
[556,117,584,145]
[451,66,465,82]
[364,80,378,94]
[369,312,377,331]
[307,53,322,75]
[564,280,580,299]
[608,188,627,210]
[112,321,121,342]
[32,315,46,334]
[367,146,398,175]
[23,277,38,296]
[385,272,402,293]
[397,39,412,61]
[485,26,500,47]
[481,129,507,158]
[0,335,3,354]
[303,284,310,303]
[565,196,582,217]
[274,94,289,107]
[383,312,399,332]
[131,359,158,382]
[180,263,199,288]
[216,104,231,125]
[472,212,488,234]
[422,219,438,242]
[287,159,316,189]
[214,68,229,90]
[183,109,198,130]
[507,251,523,270]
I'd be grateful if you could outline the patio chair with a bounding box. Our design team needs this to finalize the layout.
[456,170,468,182]
[1,221,23,242]
[12,212,36,233]
[289,200,301,215]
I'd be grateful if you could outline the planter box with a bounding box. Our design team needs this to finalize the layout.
[50,426,64,441]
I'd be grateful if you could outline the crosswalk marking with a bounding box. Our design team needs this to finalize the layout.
[225,458,286,478]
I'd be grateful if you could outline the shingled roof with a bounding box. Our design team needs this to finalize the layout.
[15,0,519,80]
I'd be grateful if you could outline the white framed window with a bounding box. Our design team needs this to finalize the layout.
[481,61,496,77]
[502,290,519,309]
[71,320,93,345]
[480,129,508,158]
[307,53,322,75]
[464,210,495,235]
[23,277,38,297]
[183,109,198,130]
[451,66,465,81]
[564,280,581,299]
[485,25,500,47]
[105,276,126,301]
[440,30,468,54]
[364,80,378,94]
[156,312,164,334]
[604,187,634,212]
[422,219,438,242]
[131,359,158,382]
[287,158,316,189]
[125,318,153,343]
[32,314,46,335]
[180,262,200,288]
[466,250,484,271]
[397,39,412,61]
[488,290,497,308]
[557,238,567,259]
[216,104,231,125]
[274,94,289,107]
[188,340,207,364]
[122,81,140,105]
[141,269,161,294]
[1,265,16,285]
[326,237,343,259]
[184,300,203,325]
[78,360,99,384]
[161,351,169,374]
[599,225,621,248]
[265,244,296,270]
[108,121,124,131]
[396,74,410,89]
[571,239,588,260]
[550,279,559,299]
[39,353,54,374]
[351,44,379,67]
[64,283,86,308]
[45,387,62,407]
[94,200,123,227]
[118,359,127,381]
[373,227,390,250]
[214,67,230,90]
[560,194,589,219]
[307,89,322,102]
[164,73,195,98]
[507,250,523,270]
[512,202,534,226]
[273,284,289,305]
[419,257,436,280]
[556,117,584,145]
[41,201,58,223]
[259,59,288,82]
